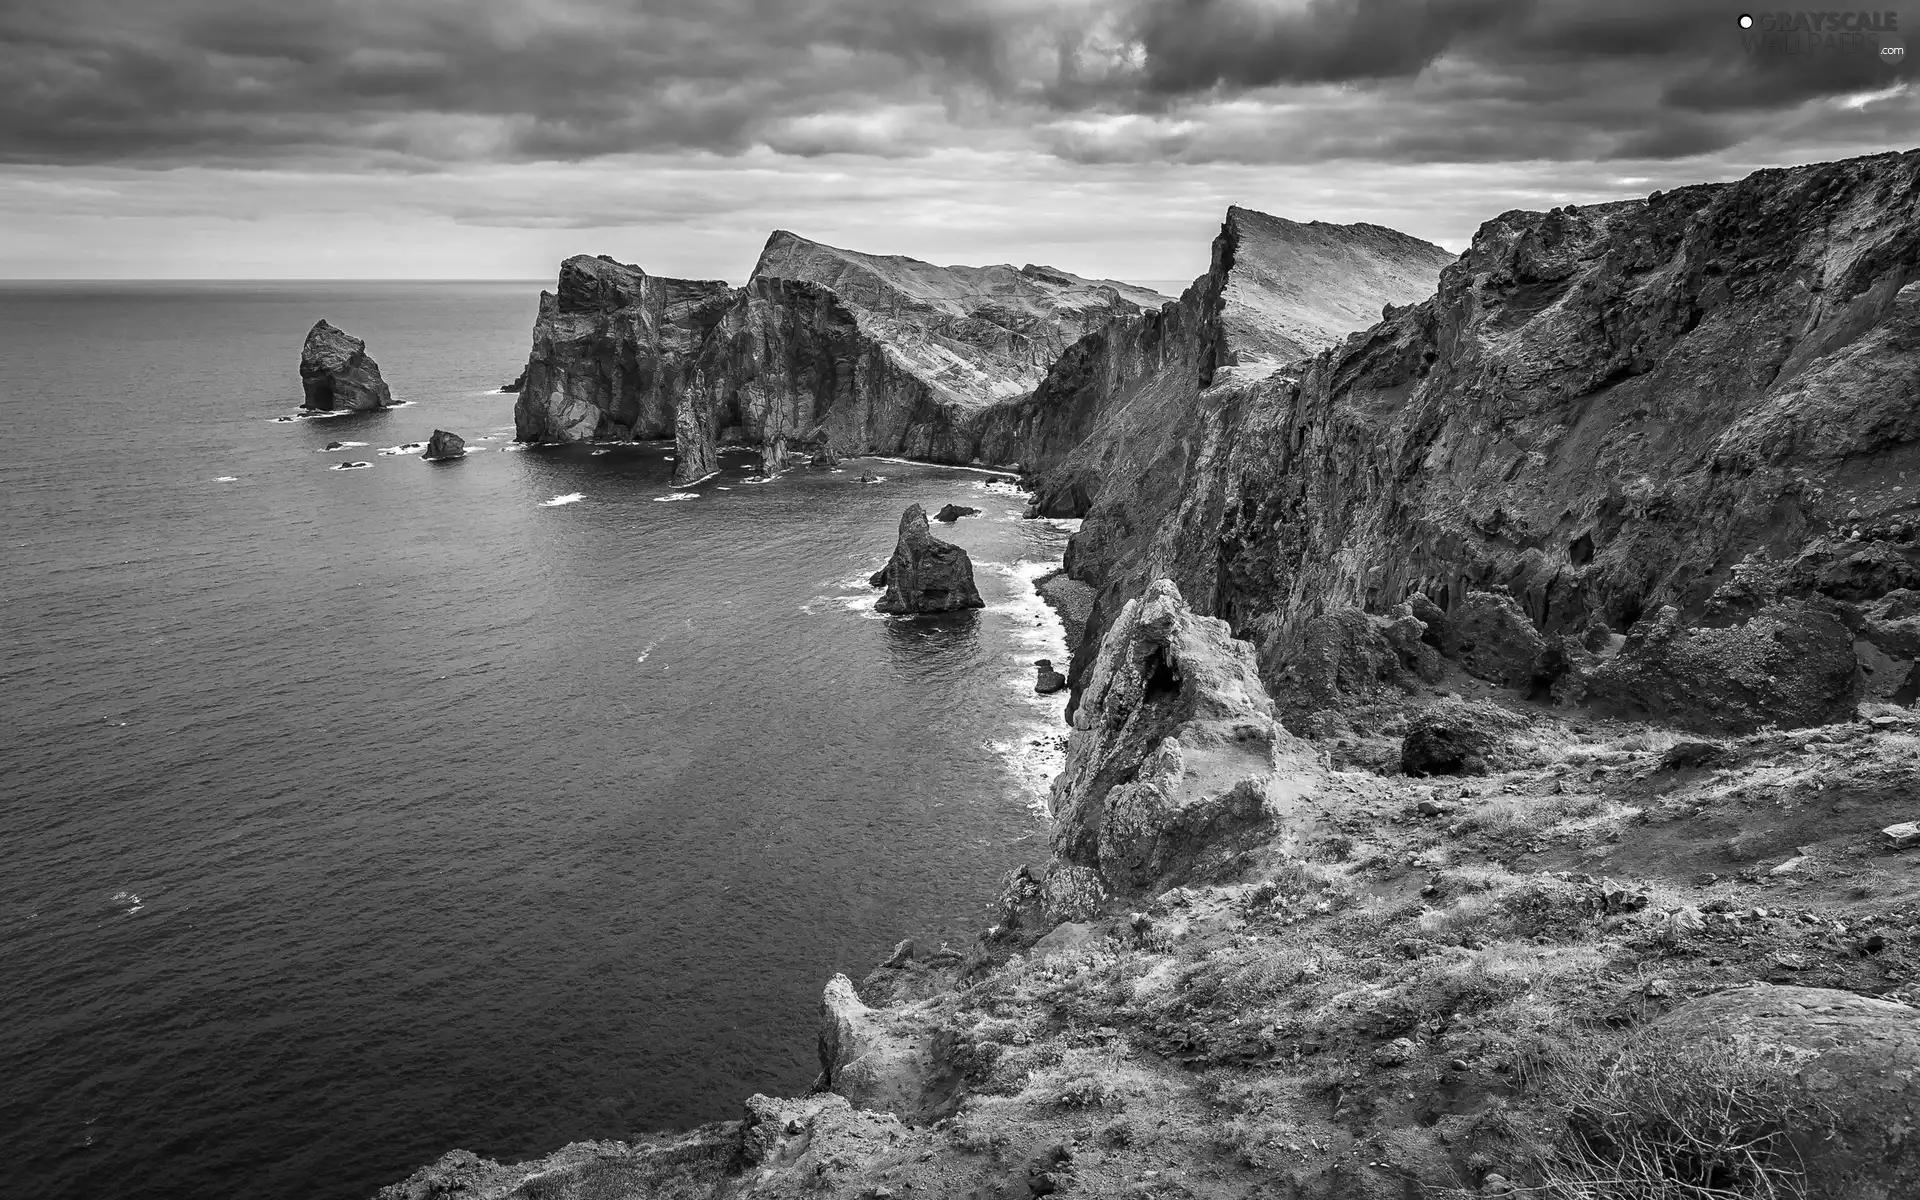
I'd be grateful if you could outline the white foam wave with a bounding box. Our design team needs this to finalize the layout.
[542,492,584,506]
[636,641,657,663]
[295,409,349,420]
[672,471,720,487]
[653,492,701,502]
[111,889,145,915]
[716,486,732,490]
[988,729,1069,817]
[214,476,238,482]
[498,444,528,452]
[330,462,372,471]
[742,476,775,485]
[869,456,1020,477]
[376,442,427,456]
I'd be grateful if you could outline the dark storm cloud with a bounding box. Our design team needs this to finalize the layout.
[0,0,1911,168]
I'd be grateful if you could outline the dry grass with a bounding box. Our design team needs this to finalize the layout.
[1529,1032,1840,1200]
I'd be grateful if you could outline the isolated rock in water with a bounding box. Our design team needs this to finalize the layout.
[1400,698,1529,776]
[671,396,719,486]
[299,319,392,411]
[324,441,344,451]
[1049,579,1321,894]
[933,504,979,522]
[1034,659,1068,694]
[420,430,466,461]
[873,505,985,614]
[1638,986,1920,1196]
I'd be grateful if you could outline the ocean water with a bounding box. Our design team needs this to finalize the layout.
[0,283,1074,1200]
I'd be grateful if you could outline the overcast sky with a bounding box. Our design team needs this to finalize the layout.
[1,0,1913,281]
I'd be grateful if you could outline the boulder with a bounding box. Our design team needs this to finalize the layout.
[873,505,986,614]
[1439,590,1552,691]
[1617,986,1920,1198]
[1034,659,1068,694]
[1049,578,1322,893]
[933,504,980,522]
[1400,698,1529,776]
[420,430,466,461]
[299,319,392,411]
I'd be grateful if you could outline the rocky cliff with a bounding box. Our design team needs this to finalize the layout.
[511,234,1165,460]
[510,219,1452,486]
[1044,150,1920,733]
[299,319,392,411]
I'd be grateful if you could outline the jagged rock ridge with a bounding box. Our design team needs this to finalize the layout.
[1046,149,1920,732]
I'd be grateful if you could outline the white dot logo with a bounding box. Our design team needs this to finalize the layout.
[1738,13,1754,28]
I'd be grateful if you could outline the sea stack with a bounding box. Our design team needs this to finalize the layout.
[421,430,466,461]
[1034,659,1068,694]
[671,397,719,486]
[299,320,392,412]
[871,504,986,614]
[933,504,980,522]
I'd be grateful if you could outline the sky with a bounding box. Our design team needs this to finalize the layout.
[0,0,1914,281]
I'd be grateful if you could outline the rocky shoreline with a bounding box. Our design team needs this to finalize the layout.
[383,148,1920,1199]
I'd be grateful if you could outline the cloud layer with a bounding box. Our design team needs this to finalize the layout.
[2,0,1913,169]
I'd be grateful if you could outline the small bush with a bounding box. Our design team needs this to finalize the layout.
[1535,1032,1840,1200]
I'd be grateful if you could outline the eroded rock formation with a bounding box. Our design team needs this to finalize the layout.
[1048,579,1321,895]
[1044,150,1920,732]
[299,319,391,411]
[871,505,985,614]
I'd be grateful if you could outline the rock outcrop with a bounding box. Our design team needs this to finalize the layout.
[1044,149,1920,733]
[513,255,735,443]
[298,319,392,411]
[1033,659,1068,694]
[1631,985,1920,1196]
[671,392,720,486]
[933,504,979,522]
[420,429,465,461]
[872,505,985,614]
[1048,579,1320,894]
[511,234,1167,460]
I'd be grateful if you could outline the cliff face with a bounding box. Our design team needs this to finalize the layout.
[513,255,735,442]
[1049,150,1920,732]
[510,234,1167,463]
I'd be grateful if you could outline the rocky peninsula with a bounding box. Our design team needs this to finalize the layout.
[386,148,1920,1199]
[299,319,392,411]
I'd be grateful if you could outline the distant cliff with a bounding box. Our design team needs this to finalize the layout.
[509,220,1453,483]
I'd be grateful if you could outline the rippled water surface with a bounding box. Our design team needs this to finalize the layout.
[0,283,1069,1200]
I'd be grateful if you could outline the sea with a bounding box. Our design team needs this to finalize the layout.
[0,281,1098,1200]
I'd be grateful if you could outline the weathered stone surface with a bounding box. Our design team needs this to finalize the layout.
[514,254,736,443]
[1400,698,1529,776]
[420,429,465,461]
[1048,150,1920,732]
[512,233,1163,459]
[671,391,720,486]
[299,319,391,411]
[932,504,979,522]
[1641,985,1920,1198]
[1049,579,1321,893]
[1034,659,1068,694]
[873,505,985,614]
[817,975,959,1124]
[1439,590,1551,691]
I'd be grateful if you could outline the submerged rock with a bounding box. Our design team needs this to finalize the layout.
[420,429,466,461]
[873,505,985,614]
[1034,659,1068,694]
[299,319,392,411]
[933,504,980,522]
